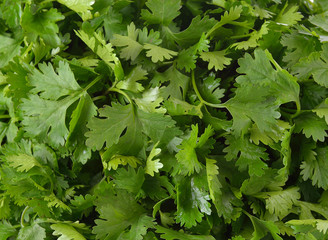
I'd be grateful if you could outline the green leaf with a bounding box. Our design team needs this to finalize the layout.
[76,30,122,74]
[156,225,215,240]
[66,94,97,165]
[294,113,328,142]
[145,143,163,176]
[245,212,283,240]
[153,66,189,100]
[57,0,94,20]
[51,223,86,240]
[232,22,269,50]
[309,13,328,32]
[313,98,328,124]
[0,35,22,68]
[206,158,242,222]
[114,167,145,195]
[21,62,84,147]
[93,189,152,240]
[21,6,64,47]
[224,135,269,177]
[293,43,328,88]
[257,187,301,219]
[301,146,328,190]
[275,4,303,26]
[175,125,214,176]
[7,153,40,172]
[111,23,143,61]
[200,50,232,71]
[144,44,177,63]
[141,0,181,26]
[28,61,81,101]
[281,30,320,68]
[17,223,46,240]
[86,103,177,152]
[197,73,225,104]
[0,221,16,240]
[175,173,211,228]
[116,66,147,93]
[169,15,217,47]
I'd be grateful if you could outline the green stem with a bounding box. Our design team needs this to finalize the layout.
[191,70,225,109]
[92,96,106,102]
[291,101,302,119]
[0,115,10,119]
[84,75,102,92]
[108,87,133,104]
[20,206,29,228]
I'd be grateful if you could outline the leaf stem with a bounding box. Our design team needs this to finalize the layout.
[0,115,10,119]
[191,70,224,109]
[20,206,29,228]
[108,87,133,104]
[84,75,102,92]
[291,101,302,119]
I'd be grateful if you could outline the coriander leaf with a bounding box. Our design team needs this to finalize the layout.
[111,23,143,61]
[224,135,269,177]
[21,95,74,147]
[141,0,181,26]
[169,15,217,47]
[197,73,225,104]
[206,159,242,222]
[256,187,300,219]
[275,4,303,26]
[76,30,123,79]
[0,34,22,68]
[7,153,40,172]
[21,6,64,47]
[156,225,215,240]
[134,87,165,113]
[17,223,46,240]
[224,86,281,136]
[244,212,283,240]
[164,97,203,117]
[85,103,135,150]
[51,223,86,240]
[114,167,145,195]
[144,43,177,63]
[86,103,177,152]
[152,66,189,100]
[0,221,16,240]
[104,155,141,171]
[93,189,150,240]
[145,143,163,176]
[200,50,232,71]
[21,61,83,147]
[117,66,147,93]
[309,13,328,32]
[57,0,94,20]
[313,98,328,124]
[66,94,97,165]
[292,43,328,88]
[175,174,211,228]
[232,22,269,50]
[29,61,81,101]
[0,0,22,29]
[175,125,214,176]
[301,146,328,190]
[294,113,328,142]
[118,215,155,240]
[281,30,320,68]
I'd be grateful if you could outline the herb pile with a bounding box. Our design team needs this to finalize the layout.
[1,0,328,239]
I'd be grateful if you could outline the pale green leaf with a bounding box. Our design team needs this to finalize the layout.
[144,44,177,63]
[51,223,86,240]
[200,51,231,71]
[57,0,94,20]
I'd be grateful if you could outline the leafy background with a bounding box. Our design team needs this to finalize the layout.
[0,0,328,239]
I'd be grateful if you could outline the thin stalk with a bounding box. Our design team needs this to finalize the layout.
[0,115,10,119]
[84,75,103,92]
[191,70,225,109]
[108,87,133,104]
[20,206,29,228]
